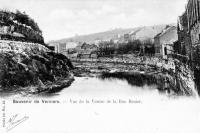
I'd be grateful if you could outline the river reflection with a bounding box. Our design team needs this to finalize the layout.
[1,73,160,98]
[99,72,158,87]
[52,76,162,100]
[2,75,200,133]
[0,71,191,98]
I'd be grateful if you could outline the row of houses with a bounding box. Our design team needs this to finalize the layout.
[49,25,179,59]
[152,0,200,63]
[49,42,99,59]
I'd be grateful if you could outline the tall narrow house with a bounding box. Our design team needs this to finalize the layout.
[179,0,200,62]
[186,0,200,45]
[177,11,192,59]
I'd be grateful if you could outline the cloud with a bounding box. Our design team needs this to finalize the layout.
[0,0,188,41]
[96,5,118,15]
[41,4,122,40]
[48,9,74,20]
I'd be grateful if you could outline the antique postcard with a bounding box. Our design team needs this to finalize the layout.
[0,0,200,133]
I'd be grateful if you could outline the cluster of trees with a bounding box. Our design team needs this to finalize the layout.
[98,40,155,57]
[0,10,44,44]
[98,41,115,57]
[117,40,141,54]
[0,10,12,25]
[15,10,42,33]
[14,23,44,43]
[0,10,42,33]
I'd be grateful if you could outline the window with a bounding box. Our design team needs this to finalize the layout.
[164,47,167,55]
[199,34,200,41]
[155,46,160,53]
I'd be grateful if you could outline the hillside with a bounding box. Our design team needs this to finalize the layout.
[49,24,176,44]
[0,10,74,95]
[50,28,138,43]
[133,25,173,41]
[0,40,74,95]
[0,10,44,44]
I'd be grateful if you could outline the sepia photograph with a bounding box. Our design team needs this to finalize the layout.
[0,0,200,133]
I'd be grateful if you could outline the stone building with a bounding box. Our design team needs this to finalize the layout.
[186,0,200,46]
[154,26,178,59]
[123,33,131,42]
[182,0,200,95]
[179,0,200,63]
[176,11,192,60]
[48,43,66,54]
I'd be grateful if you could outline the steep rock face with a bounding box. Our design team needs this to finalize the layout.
[0,10,44,44]
[0,40,74,94]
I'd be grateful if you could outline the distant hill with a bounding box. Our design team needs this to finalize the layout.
[132,25,175,41]
[49,24,176,44]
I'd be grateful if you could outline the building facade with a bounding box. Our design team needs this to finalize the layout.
[154,26,178,59]
[176,11,192,61]
[48,43,66,54]
[179,0,200,63]
[181,0,200,94]
[186,0,200,46]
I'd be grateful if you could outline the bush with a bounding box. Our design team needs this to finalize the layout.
[98,39,155,56]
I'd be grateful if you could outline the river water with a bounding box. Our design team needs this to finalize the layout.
[50,77,160,99]
[2,76,200,133]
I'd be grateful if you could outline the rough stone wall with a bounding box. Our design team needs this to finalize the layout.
[190,22,200,45]
[178,0,200,95]
[0,40,74,91]
[190,23,200,95]
[177,29,192,59]
[0,40,49,53]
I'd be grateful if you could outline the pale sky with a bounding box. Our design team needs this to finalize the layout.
[0,0,188,42]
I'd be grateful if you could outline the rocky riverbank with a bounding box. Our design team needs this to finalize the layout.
[72,56,198,97]
[0,40,74,95]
